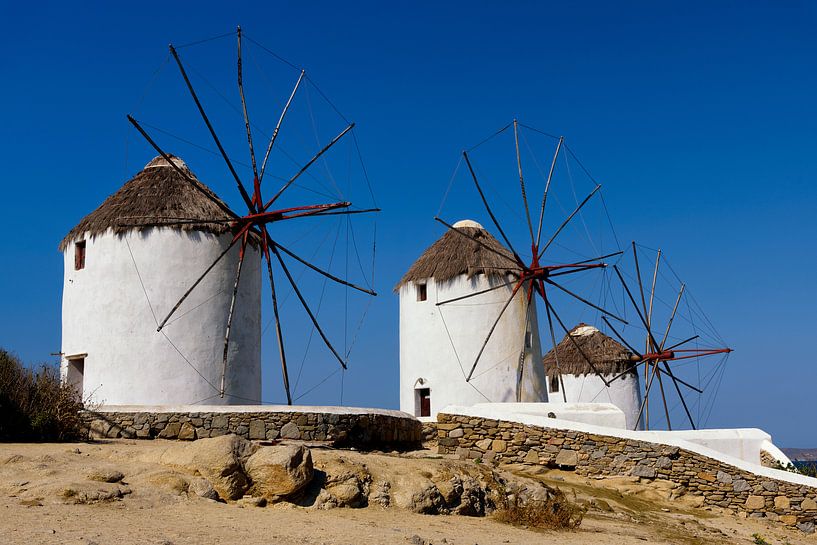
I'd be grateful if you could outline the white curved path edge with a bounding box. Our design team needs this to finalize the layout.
[94,404,417,420]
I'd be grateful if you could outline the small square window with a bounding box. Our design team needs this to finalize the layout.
[416,283,427,302]
[525,331,533,349]
[74,240,86,270]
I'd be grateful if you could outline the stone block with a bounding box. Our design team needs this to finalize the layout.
[631,465,656,479]
[780,515,798,525]
[555,449,578,468]
[745,495,765,510]
[797,522,815,534]
[656,456,672,469]
[761,481,778,492]
[436,423,458,431]
[491,439,507,453]
[212,415,228,429]
[158,422,181,439]
[106,424,123,438]
[801,498,817,511]
[733,480,750,492]
[178,422,196,441]
[280,422,300,439]
[661,446,680,457]
[774,496,791,510]
[448,428,464,439]
[248,420,266,440]
[697,472,716,482]
[475,439,492,451]
[612,454,629,466]
[524,450,539,464]
[716,471,732,484]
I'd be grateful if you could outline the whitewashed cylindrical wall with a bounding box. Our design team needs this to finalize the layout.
[399,274,548,420]
[548,372,643,430]
[61,228,261,406]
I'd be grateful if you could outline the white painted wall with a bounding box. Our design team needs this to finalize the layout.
[470,402,627,429]
[61,228,261,405]
[549,372,643,430]
[399,273,548,420]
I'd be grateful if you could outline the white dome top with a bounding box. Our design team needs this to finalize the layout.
[452,219,484,229]
[144,155,189,170]
[571,324,599,337]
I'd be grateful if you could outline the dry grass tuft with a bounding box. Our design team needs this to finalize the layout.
[494,487,585,531]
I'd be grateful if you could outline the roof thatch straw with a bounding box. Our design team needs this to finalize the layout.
[542,324,637,377]
[396,221,520,289]
[59,156,236,251]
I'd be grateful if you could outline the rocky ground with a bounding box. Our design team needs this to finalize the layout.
[1,438,815,545]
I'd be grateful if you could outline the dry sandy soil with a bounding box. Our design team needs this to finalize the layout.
[0,440,814,545]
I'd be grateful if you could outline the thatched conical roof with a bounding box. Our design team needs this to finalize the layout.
[542,324,637,377]
[59,156,236,251]
[396,220,520,289]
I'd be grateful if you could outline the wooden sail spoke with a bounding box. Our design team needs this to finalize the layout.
[465,283,522,382]
[613,265,662,350]
[515,296,534,402]
[513,119,535,245]
[545,278,628,324]
[264,123,355,210]
[654,366,672,430]
[631,242,651,347]
[261,233,291,405]
[600,315,643,359]
[236,26,259,185]
[269,237,376,296]
[543,296,568,402]
[663,336,700,351]
[220,235,249,397]
[659,283,686,351]
[462,151,524,264]
[661,361,697,429]
[126,115,239,220]
[169,44,256,213]
[260,70,305,184]
[535,136,563,248]
[542,293,611,387]
[634,361,661,430]
[271,245,347,370]
[156,232,245,332]
[538,184,600,258]
[569,250,624,266]
[434,217,521,264]
[436,280,516,307]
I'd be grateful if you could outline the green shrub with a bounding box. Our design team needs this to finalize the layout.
[0,349,85,441]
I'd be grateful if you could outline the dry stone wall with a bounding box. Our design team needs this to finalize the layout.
[82,409,422,449]
[436,412,817,533]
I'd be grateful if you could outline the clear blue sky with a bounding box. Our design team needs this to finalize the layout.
[1,1,815,446]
